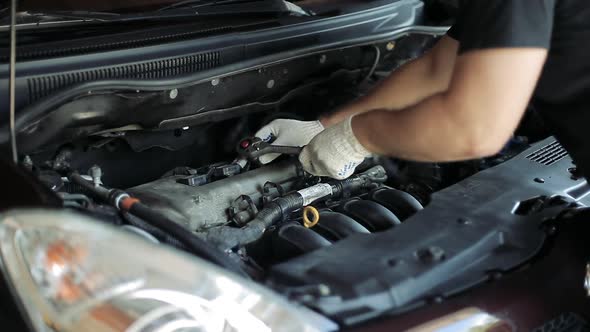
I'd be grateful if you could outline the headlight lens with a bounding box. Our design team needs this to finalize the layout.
[0,209,336,332]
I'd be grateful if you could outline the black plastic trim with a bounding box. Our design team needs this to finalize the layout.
[269,137,590,325]
[27,51,221,101]
[0,0,432,116]
[0,25,448,145]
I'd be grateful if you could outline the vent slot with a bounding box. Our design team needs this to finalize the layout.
[526,141,568,166]
[1,20,277,62]
[14,26,233,61]
[27,51,221,102]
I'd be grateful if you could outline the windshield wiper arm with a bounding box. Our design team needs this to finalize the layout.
[158,0,260,11]
[0,10,120,21]
[158,0,308,15]
[0,0,307,31]
[0,10,125,31]
[158,0,225,11]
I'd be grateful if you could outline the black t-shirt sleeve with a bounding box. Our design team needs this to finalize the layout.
[446,7,465,41]
[447,0,556,54]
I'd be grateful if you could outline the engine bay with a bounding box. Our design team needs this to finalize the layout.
[14,32,589,326]
[44,142,428,275]
[22,34,446,260]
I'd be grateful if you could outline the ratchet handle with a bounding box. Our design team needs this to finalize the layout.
[257,145,302,157]
[237,137,303,160]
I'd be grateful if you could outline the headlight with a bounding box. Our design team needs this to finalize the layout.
[0,209,337,332]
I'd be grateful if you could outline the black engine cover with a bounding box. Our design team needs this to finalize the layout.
[269,138,590,325]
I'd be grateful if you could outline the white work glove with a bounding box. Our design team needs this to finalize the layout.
[255,119,324,164]
[299,116,371,179]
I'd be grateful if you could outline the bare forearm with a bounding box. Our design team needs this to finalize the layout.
[351,94,506,162]
[350,48,547,163]
[322,57,440,126]
[322,37,458,127]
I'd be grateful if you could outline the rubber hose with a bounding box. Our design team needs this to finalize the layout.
[206,167,385,250]
[68,173,248,277]
[68,173,110,201]
[206,193,303,250]
[127,202,248,277]
[123,212,185,248]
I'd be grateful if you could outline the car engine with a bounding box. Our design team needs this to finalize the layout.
[14,31,573,325]
[2,1,590,329]
[19,34,456,270]
[50,149,429,272]
[30,120,523,277]
[127,159,416,254]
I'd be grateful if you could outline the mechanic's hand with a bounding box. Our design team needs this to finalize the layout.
[299,116,371,179]
[255,119,324,164]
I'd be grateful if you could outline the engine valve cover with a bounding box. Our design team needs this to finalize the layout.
[128,162,299,230]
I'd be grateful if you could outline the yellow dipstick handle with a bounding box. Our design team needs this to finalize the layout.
[303,206,320,228]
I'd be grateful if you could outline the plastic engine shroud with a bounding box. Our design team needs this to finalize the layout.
[269,137,589,325]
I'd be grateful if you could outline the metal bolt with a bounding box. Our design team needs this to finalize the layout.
[318,284,331,296]
[319,54,327,64]
[457,218,472,225]
[266,79,275,89]
[88,165,102,187]
[211,78,220,86]
[22,155,33,171]
[416,246,445,263]
[169,89,178,99]
[534,177,545,184]
[386,41,396,51]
